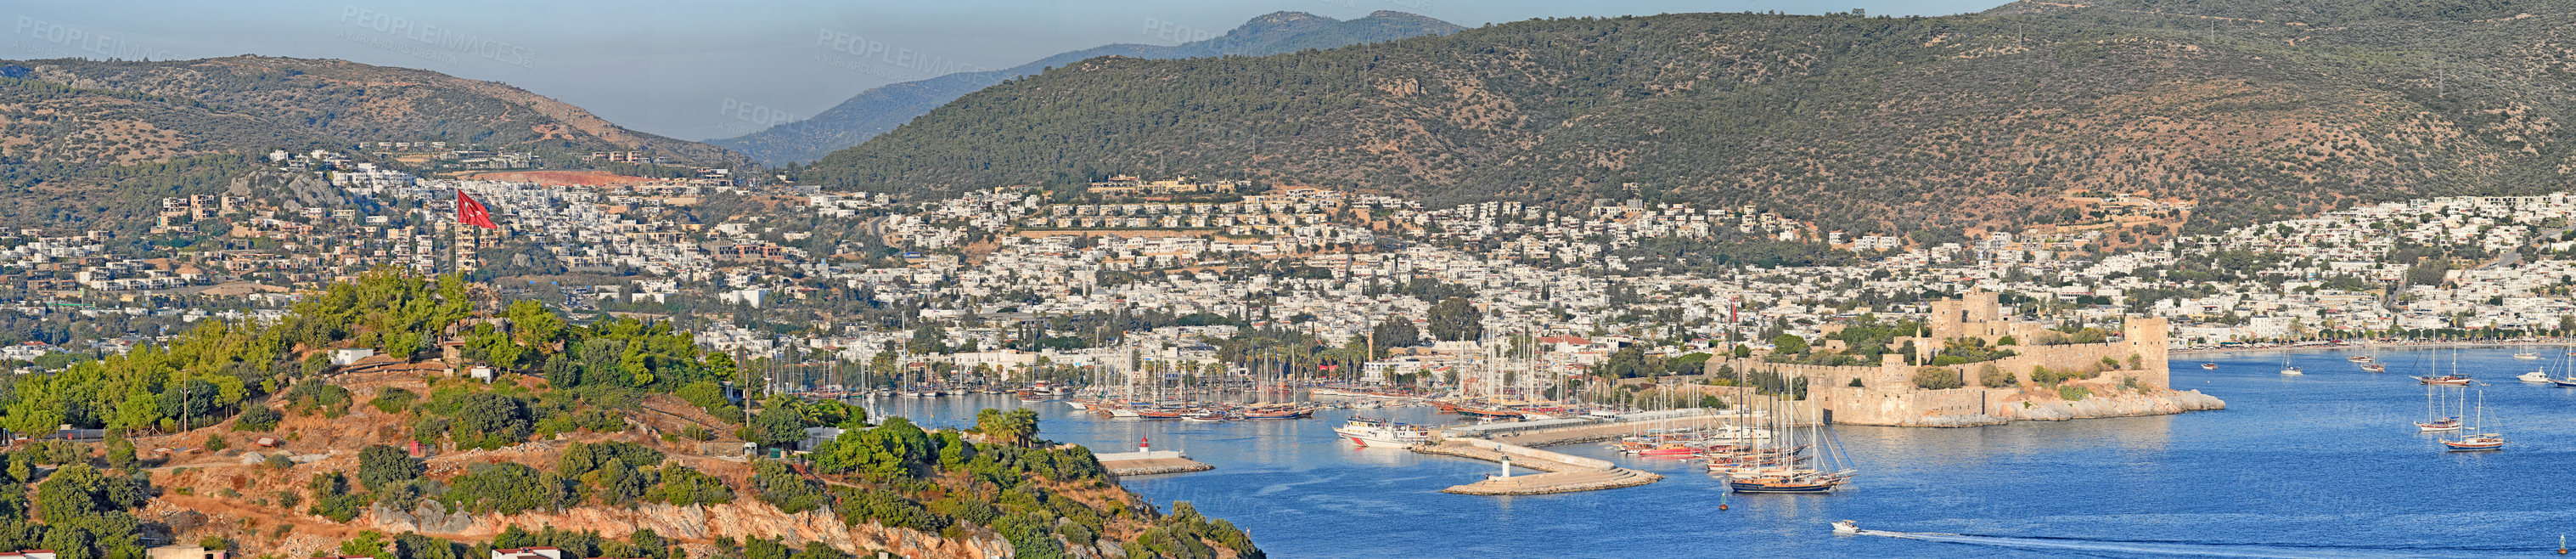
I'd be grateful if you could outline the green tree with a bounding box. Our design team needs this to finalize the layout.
[1426,297,1482,342]
[357,444,424,492]
[1770,334,1808,355]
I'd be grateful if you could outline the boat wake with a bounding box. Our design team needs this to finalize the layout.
[1848,529,2517,557]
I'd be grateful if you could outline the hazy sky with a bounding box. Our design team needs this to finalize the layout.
[7,1,2008,141]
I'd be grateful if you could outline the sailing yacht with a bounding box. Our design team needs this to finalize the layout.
[2514,351,2541,360]
[2439,391,2505,451]
[2416,383,2463,432]
[2279,354,2303,375]
[1724,400,1857,494]
[2413,347,2472,385]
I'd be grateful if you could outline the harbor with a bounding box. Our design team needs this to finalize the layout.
[858,346,2576,557]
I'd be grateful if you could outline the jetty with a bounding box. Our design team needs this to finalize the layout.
[1091,438,1212,477]
[1439,408,1744,448]
[1414,439,1661,495]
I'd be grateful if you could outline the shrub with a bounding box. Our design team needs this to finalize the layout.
[2100,357,2122,370]
[204,434,229,452]
[369,388,419,414]
[644,467,734,507]
[1996,335,2017,346]
[2057,385,2092,401]
[1910,367,1963,390]
[1846,377,1865,387]
[356,445,425,492]
[232,406,284,432]
[751,460,827,514]
[1978,364,2016,388]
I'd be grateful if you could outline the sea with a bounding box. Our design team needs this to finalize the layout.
[863,347,2576,558]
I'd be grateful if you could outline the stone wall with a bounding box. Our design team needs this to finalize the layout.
[1700,312,2191,427]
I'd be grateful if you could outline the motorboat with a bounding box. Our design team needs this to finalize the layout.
[2519,370,2552,383]
[2200,363,2218,370]
[1832,520,1861,535]
[1332,417,1432,448]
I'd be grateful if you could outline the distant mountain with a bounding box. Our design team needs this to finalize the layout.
[0,55,745,167]
[0,55,745,233]
[798,1,2576,236]
[711,10,1464,164]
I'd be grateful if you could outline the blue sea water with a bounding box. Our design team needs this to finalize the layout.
[867,347,2576,558]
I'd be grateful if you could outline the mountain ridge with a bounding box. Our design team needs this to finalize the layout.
[795,1,2576,237]
[711,10,1465,164]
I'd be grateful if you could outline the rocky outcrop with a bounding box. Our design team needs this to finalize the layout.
[1994,389,2226,424]
[1843,388,2225,427]
[365,500,1014,559]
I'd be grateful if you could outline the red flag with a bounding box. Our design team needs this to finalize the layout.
[456,190,499,229]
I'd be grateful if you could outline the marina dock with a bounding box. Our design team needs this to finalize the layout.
[1098,456,1215,476]
[1092,439,1213,477]
[1444,408,1746,448]
[1414,439,1661,494]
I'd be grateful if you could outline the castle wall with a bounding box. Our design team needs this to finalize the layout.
[1701,314,2175,426]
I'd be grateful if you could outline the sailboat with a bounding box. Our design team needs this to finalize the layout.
[2514,351,2540,360]
[2439,391,2505,451]
[2279,353,2303,375]
[2416,383,2462,432]
[2552,346,2576,387]
[2413,347,2472,385]
[1724,399,1857,494]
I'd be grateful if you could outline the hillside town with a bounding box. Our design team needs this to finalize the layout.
[6,150,2576,394]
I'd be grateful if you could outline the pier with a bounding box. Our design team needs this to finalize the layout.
[1440,408,1748,448]
[1413,439,1661,495]
[1092,438,1214,477]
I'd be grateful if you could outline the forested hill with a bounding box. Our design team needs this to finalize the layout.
[1,55,745,167]
[711,10,1465,165]
[799,0,2576,237]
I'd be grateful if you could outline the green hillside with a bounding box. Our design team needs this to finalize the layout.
[798,0,2576,236]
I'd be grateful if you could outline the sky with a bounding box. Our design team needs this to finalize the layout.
[6,1,2009,141]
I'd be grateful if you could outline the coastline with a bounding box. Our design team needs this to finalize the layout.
[2170,339,2576,356]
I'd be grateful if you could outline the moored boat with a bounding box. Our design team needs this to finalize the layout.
[1333,416,1432,447]
[2200,363,2218,370]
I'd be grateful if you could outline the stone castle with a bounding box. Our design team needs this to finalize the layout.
[1708,291,2220,426]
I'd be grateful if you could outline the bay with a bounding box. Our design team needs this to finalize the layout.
[864,347,2576,557]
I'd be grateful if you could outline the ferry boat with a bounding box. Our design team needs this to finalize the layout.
[1332,417,1432,448]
